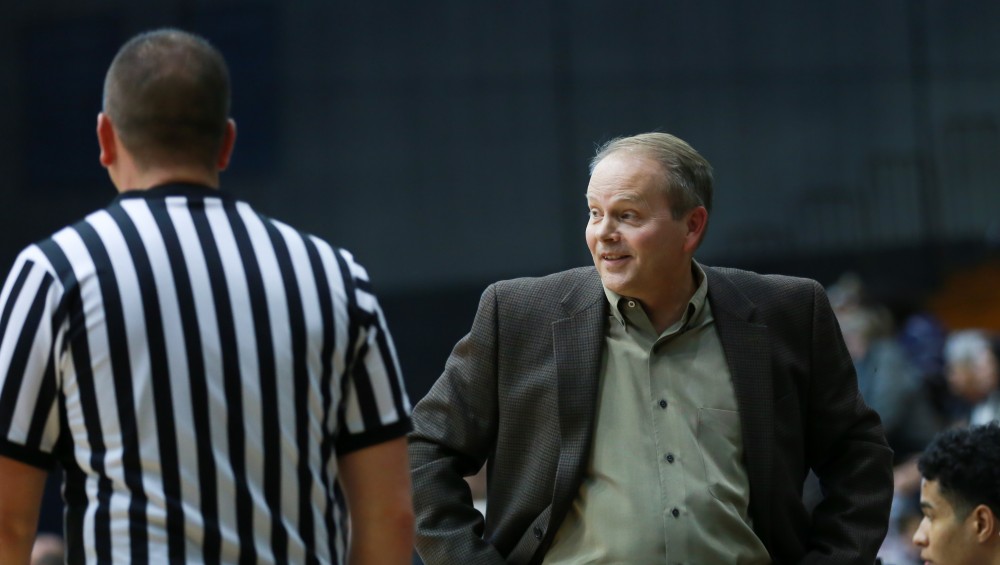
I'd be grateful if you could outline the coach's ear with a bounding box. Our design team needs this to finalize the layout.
[972,504,998,542]
[97,112,117,168]
[683,205,709,253]
[216,119,236,171]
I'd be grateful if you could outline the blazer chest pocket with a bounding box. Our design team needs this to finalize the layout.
[697,407,745,502]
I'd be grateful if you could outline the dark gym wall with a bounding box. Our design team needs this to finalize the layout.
[2,1,998,394]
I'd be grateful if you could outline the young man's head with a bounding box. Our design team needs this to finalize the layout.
[913,423,1000,564]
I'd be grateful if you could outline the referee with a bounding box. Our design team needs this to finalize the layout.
[0,29,414,564]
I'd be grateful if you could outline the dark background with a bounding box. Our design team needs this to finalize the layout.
[2,1,998,400]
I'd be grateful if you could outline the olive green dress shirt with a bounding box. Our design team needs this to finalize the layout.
[543,264,770,564]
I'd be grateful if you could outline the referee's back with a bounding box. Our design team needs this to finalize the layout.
[0,29,415,565]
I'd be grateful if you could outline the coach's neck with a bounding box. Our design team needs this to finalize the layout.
[97,113,236,193]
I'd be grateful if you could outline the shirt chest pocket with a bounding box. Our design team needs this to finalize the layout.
[696,407,746,502]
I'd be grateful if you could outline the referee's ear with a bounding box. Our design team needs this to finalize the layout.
[96,112,117,168]
[216,118,237,172]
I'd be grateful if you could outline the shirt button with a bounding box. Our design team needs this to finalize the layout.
[658,399,667,409]
[672,508,680,518]
[533,526,543,540]
[627,300,636,308]
[666,453,675,463]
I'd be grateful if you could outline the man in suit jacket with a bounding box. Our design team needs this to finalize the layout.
[409,132,893,564]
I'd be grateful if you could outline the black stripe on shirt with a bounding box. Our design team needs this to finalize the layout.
[303,236,337,562]
[108,204,186,563]
[148,198,222,562]
[349,358,383,433]
[374,322,408,424]
[37,236,112,564]
[341,302,392,438]
[189,201,257,565]
[333,478,348,564]
[24,347,57,453]
[0,260,56,461]
[0,259,33,342]
[354,277,373,294]
[76,219,150,562]
[262,220,316,562]
[224,201,288,562]
[332,250,361,442]
[0,266,51,436]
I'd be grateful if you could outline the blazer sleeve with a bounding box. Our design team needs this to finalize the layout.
[800,280,894,564]
[408,284,506,565]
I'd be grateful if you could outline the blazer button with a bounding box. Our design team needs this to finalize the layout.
[533,526,543,540]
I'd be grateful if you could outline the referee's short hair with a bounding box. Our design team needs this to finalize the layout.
[102,28,230,170]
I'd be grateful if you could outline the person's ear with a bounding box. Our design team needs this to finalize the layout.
[97,113,117,168]
[216,119,236,171]
[682,206,709,253]
[971,504,998,543]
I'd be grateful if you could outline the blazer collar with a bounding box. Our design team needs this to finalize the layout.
[546,267,606,550]
[559,267,605,317]
[703,265,756,322]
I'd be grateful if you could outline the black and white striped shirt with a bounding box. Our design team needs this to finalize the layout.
[0,183,411,564]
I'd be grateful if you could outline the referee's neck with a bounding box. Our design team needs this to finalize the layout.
[114,166,221,194]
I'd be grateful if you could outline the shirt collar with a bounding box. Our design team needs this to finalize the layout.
[602,260,710,332]
[114,182,233,203]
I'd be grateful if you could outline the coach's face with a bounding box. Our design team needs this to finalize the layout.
[586,152,701,307]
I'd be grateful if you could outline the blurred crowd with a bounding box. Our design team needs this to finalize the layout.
[827,273,999,564]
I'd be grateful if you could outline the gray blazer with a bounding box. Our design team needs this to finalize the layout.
[409,265,893,565]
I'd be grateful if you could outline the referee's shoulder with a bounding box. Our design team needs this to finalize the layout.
[258,212,355,263]
[8,213,100,281]
[255,212,377,298]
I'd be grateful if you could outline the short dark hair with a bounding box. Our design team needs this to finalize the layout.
[918,423,1000,518]
[590,132,714,219]
[103,28,230,169]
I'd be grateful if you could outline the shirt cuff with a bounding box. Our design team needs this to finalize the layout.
[335,417,412,455]
[0,439,57,470]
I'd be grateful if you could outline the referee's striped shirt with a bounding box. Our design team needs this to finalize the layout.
[0,183,411,564]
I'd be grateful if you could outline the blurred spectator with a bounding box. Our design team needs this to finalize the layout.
[829,273,946,565]
[944,330,1000,425]
[898,312,964,429]
[897,312,947,391]
[829,275,940,460]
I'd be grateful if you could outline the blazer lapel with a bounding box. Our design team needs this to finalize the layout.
[704,266,775,549]
[547,269,606,539]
